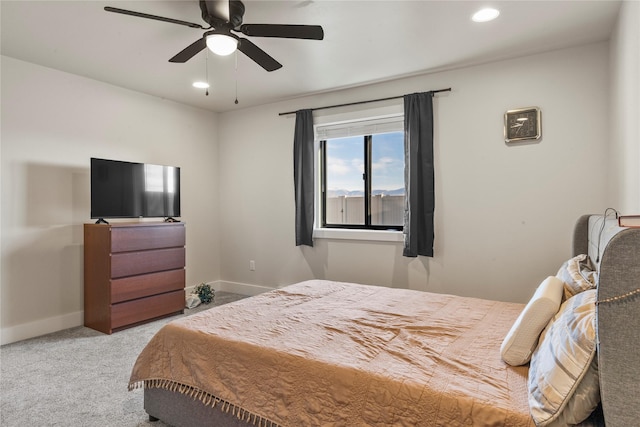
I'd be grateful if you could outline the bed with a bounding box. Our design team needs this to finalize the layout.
[129,214,640,426]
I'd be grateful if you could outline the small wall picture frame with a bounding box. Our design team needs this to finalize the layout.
[504,107,541,143]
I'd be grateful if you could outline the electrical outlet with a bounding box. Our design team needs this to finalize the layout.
[249,260,256,271]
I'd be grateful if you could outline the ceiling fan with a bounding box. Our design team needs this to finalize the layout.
[104,0,324,72]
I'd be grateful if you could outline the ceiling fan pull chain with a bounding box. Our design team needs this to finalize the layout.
[206,50,210,96]
[234,51,239,105]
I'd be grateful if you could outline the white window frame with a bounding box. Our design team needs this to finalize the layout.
[312,106,405,242]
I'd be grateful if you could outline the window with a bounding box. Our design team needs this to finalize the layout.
[144,164,177,193]
[318,116,405,231]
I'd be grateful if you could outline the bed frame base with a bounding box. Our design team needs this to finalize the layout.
[144,388,256,427]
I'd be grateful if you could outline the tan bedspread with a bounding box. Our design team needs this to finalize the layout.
[129,280,534,426]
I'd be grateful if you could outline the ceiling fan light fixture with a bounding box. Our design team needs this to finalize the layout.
[206,34,238,56]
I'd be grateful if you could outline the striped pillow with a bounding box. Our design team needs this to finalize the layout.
[528,289,600,426]
[556,254,597,300]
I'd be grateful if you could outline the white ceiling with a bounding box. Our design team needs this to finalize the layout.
[1,1,621,113]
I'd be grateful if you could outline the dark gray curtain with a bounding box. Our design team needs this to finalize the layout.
[293,109,314,246]
[403,92,434,257]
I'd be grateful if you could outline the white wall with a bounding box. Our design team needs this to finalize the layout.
[1,57,220,344]
[218,43,611,304]
[4,11,637,343]
[609,0,640,212]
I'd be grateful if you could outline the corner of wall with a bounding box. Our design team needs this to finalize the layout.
[608,0,640,212]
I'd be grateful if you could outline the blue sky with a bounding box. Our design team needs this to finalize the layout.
[326,132,404,192]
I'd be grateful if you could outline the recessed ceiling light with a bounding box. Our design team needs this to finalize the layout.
[192,81,210,89]
[472,8,500,23]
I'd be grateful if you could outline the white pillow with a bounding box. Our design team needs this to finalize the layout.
[528,289,599,427]
[500,276,564,366]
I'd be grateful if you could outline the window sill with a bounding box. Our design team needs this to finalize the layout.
[313,228,404,242]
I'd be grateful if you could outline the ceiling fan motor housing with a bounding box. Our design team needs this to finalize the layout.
[201,0,245,29]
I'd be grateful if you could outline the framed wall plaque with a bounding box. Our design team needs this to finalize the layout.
[504,107,541,143]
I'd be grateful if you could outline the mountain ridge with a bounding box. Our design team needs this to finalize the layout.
[327,188,405,197]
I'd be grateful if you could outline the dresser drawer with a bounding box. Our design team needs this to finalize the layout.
[111,224,185,253]
[111,290,185,330]
[111,247,185,278]
[111,269,185,304]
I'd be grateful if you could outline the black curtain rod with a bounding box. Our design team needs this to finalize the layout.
[278,88,451,116]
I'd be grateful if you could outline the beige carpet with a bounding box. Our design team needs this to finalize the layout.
[0,292,248,427]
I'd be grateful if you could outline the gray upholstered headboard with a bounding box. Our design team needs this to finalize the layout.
[573,214,640,427]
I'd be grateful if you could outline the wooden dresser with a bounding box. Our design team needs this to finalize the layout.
[83,222,185,334]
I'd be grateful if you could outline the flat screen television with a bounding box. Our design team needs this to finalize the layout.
[90,157,180,222]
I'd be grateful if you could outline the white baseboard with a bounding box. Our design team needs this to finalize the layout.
[1,310,83,345]
[186,280,275,297]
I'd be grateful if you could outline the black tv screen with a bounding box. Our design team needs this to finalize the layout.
[91,158,180,220]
